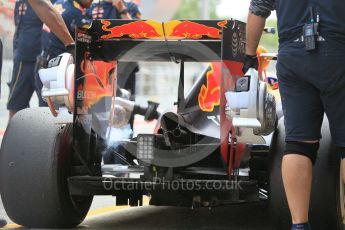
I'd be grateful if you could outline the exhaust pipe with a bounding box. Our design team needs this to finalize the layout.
[160,112,191,146]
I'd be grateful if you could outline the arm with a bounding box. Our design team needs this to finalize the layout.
[28,0,74,46]
[242,0,274,73]
[246,0,275,55]
[246,13,266,55]
[113,0,131,19]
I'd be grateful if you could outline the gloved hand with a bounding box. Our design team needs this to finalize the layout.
[242,54,258,74]
[65,43,76,62]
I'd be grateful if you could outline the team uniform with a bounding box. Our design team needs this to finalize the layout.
[87,0,141,20]
[41,0,65,53]
[46,0,92,58]
[7,0,52,111]
[250,0,345,161]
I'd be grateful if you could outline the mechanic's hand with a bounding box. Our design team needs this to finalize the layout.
[242,54,258,74]
[113,0,126,12]
[65,43,75,62]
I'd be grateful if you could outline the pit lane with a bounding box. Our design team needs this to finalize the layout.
[1,197,274,229]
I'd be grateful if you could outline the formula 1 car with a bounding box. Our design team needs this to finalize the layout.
[0,20,342,230]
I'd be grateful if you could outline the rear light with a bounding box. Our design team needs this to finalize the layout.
[137,134,155,162]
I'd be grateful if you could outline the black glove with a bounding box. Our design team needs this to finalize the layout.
[65,43,76,62]
[242,54,258,74]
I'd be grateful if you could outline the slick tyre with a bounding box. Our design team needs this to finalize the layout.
[269,117,345,230]
[0,108,92,228]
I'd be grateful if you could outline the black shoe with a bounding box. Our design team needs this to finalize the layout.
[0,218,7,228]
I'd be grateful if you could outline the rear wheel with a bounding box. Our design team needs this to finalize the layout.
[269,117,345,230]
[0,108,92,228]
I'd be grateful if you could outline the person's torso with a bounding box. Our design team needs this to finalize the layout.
[14,0,43,61]
[41,0,65,51]
[48,0,92,57]
[275,0,345,47]
[87,1,141,20]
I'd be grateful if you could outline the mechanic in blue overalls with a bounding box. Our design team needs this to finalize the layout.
[87,0,141,164]
[45,0,93,58]
[244,0,345,229]
[7,0,55,120]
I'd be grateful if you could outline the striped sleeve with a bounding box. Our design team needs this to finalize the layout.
[249,0,275,18]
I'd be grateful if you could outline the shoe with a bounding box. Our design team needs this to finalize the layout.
[0,218,7,228]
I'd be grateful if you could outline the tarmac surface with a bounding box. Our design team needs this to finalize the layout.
[0,60,275,229]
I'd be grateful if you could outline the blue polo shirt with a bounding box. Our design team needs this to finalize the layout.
[47,0,92,57]
[87,0,141,19]
[41,0,65,51]
[13,0,45,61]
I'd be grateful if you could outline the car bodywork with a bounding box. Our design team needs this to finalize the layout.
[54,19,279,207]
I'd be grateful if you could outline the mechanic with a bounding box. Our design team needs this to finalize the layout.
[7,0,58,120]
[88,0,141,20]
[38,0,65,71]
[243,0,345,230]
[28,0,74,47]
[7,0,75,120]
[45,0,93,59]
[87,0,142,164]
[0,38,7,229]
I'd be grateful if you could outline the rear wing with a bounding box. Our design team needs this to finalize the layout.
[76,19,245,62]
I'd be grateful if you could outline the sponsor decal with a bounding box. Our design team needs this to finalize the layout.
[198,63,221,112]
[48,56,62,68]
[100,20,229,40]
[77,32,92,43]
[101,20,163,39]
[166,20,227,40]
[232,32,239,58]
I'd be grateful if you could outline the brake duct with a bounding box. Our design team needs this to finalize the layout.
[225,68,277,145]
[38,53,75,116]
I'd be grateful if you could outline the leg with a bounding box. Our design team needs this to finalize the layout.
[318,55,345,185]
[7,60,35,121]
[34,65,48,107]
[9,110,17,120]
[0,218,6,228]
[282,141,319,224]
[277,55,324,227]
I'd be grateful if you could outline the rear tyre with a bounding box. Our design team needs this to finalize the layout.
[269,117,345,230]
[0,108,92,228]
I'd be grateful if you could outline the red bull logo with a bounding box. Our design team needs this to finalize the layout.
[100,20,229,40]
[101,20,163,39]
[166,20,227,40]
[198,63,221,112]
